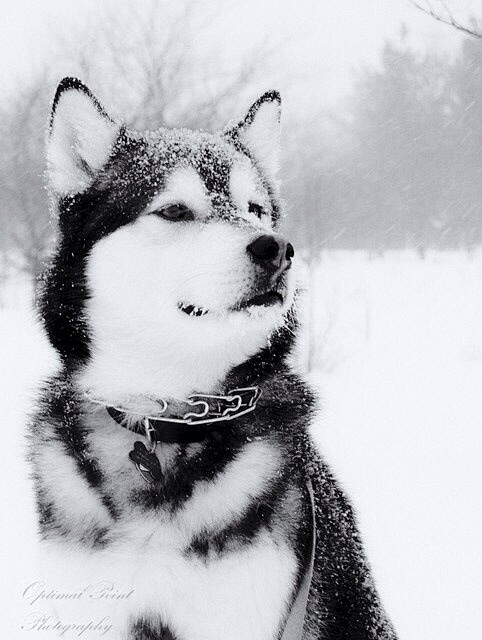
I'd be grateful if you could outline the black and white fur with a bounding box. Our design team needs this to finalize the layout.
[29,78,397,639]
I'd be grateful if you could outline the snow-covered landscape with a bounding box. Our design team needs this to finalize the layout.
[1,250,480,639]
[2,0,482,637]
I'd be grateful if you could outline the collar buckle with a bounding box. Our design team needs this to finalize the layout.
[97,385,262,443]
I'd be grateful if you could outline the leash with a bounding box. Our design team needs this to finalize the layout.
[280,478,316,640]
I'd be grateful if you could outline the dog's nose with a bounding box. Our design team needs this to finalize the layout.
[247,234,294,273]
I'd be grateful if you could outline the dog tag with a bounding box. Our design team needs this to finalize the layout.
[129,441,162,483]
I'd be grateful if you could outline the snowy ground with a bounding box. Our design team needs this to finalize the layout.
[1,251,481,639]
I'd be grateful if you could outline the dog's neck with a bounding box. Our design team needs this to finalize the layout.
[76,332,270,411]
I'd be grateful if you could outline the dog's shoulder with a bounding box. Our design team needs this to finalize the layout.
[301,442,398,639]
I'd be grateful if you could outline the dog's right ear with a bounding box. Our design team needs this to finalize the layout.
[225,91,281,178]
[47,77,121,196]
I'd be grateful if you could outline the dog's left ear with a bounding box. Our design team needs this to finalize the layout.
[225,91,281,176]
[47,77,121,196]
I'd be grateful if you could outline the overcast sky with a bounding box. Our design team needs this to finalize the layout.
[1,0,480,118]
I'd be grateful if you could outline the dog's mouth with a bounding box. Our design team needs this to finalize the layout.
[234,290,284,311]
[178,290,284,318]
[178,303,209,317]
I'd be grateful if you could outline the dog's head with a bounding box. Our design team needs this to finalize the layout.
[40,78,297,401]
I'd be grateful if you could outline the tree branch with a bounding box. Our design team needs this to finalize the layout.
[411,0,482,38]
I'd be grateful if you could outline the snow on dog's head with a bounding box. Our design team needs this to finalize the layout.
[40,78,296,402]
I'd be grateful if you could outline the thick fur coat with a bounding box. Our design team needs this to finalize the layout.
[28,78,397,640]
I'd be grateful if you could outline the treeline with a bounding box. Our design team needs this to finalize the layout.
[1,12,481,283]
[284,33,482,254]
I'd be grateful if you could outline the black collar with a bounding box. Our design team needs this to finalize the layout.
[104,386,261,444]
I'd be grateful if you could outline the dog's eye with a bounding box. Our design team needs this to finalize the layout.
[153,204,194,221]
[248,202,265,219]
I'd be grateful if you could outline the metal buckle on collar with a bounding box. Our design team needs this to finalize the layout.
[144,417,157,454]
[181,386,261,425]
[221,394,243,417]
[90,385,261,429]
[183,398,211,421]
[231,386,262,407]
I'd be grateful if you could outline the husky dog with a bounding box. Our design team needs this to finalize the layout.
[29,77,397,640]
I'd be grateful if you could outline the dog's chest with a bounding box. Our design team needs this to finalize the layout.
[37,425,299,638]
[40,522,297,640]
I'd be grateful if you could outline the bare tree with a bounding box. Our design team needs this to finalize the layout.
[411,1,482,38]
[53,0,278,130]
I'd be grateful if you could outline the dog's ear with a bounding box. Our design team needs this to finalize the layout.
[225,91,281,176]
[47,77,121,196]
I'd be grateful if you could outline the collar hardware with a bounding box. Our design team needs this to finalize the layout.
[86,386,261,445]
[95,386,261,483]
[101,386,261,435]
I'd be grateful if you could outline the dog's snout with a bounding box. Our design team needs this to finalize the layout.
[247,234,294,273]
[248,235,279,262]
